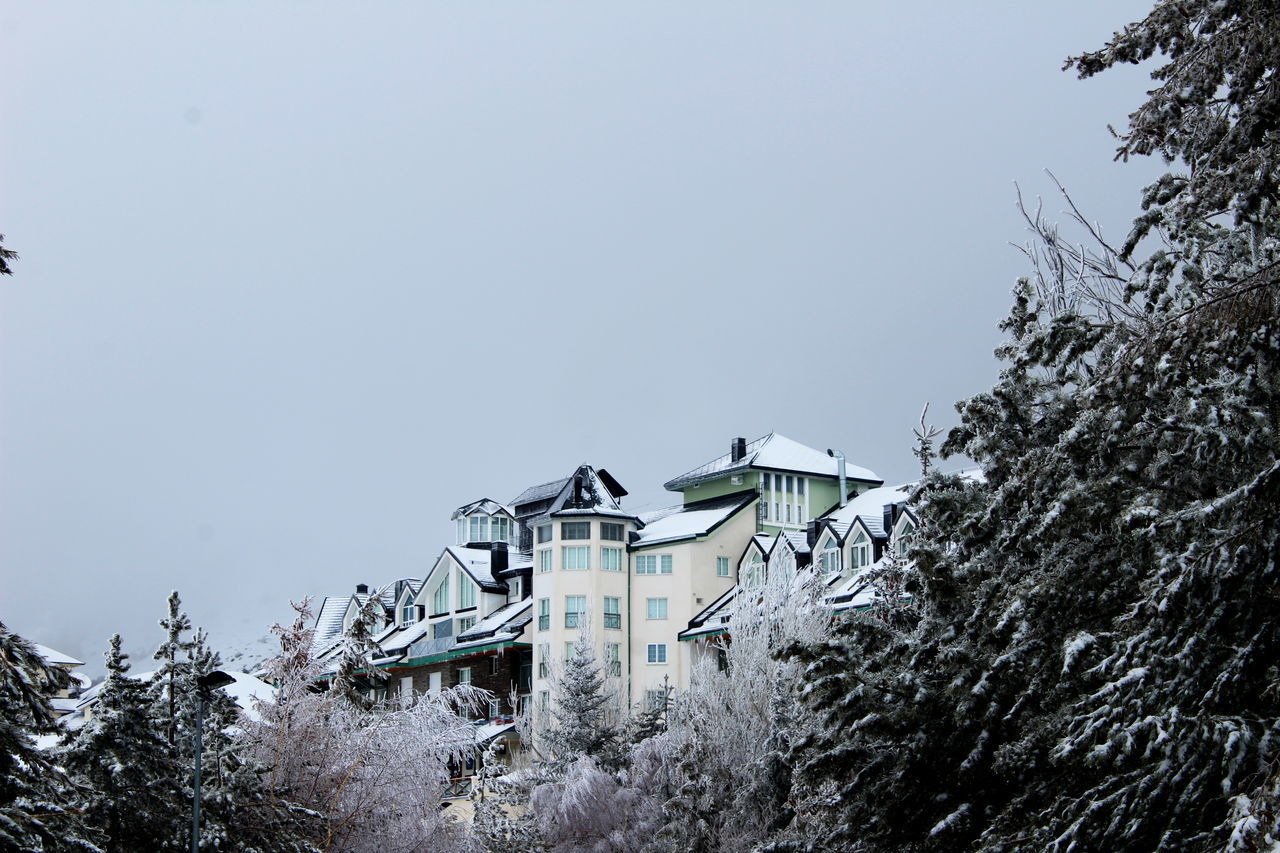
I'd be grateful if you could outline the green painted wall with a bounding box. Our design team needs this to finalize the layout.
[676,472,768,504]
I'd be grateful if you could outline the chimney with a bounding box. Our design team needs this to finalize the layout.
[356,583,369,595]
[572,472,583,506]
[828,449,848,507]
[882,504,898,535]
[491,541,509,575]
[730,437,746,462]
[415,604,426,622]
[806,520,819,548]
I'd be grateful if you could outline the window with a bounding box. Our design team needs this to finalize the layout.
[635,554,657,575]
[821,539,840,574]
[606,643,621,676]
[564,642,575,662]
[536,524,552,544]
[785,475,793,493]
[539,690,549,711]
[647,598,668,619]
[457,616,476,634]
[456,518,466,544]
[493,516,509,543]
[896,520,917,556]
[469,515,489,543]
[647,644,667,664]
[745,554,765,588]
[431,576,450,615]
[603,596,621,629]
[797,478,805,496]
[538,598,550,631]
[537,549,552,573]
[459,578,476,610]
[601,522,624,541]
[562,546,590,571]
[565,595,586,628]
[774,502,780,520]
[562,521,590,540]
[775,474,784,491]
[716,556,730,577]
[645,689,668,711]
[457,667,471,685]
[401,601,416,626]
[601,546,623,572]
[428,671,442,696]
[786,504,792,523]
[660,555,672,574]
[538,644,550,678]
[850,532,870,569]
[490,656,500,675]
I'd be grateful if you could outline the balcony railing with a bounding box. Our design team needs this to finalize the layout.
[603,613,621,629]
[607,660,621,676]
[443,778,472,800]
[565,613,581,629]
[538,614,549,631]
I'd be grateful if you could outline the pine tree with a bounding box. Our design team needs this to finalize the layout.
[543,630,621,771]
[59,635,184,852]
[152,590,196,747]
[0,621,100,852]
[332,592,388,711]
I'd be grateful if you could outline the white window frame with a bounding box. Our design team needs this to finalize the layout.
[646,598,668,620]
[565,595,586,628]
[562,546,590,571]
[601,546,623,572]
[431,575,450,615]
[660,554,672,574]
[603,596,621,629]
[459,578,476,609]
[646,643,667,664]
[457,667,471,685]
[850,531,871,569]
[635,554,657,575]
[537,548,552,573]
[457,615,476,634]
[716,556,731,577]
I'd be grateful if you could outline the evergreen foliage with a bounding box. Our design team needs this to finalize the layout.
[59,635,183,852]
[777,2,1280,849]
[332,593,389,711]
[0,621,99,852]
[543,631,621,770]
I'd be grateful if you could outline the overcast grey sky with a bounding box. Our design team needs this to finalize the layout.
[2,1,1160,672]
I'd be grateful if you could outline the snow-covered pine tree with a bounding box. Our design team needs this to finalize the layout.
[542,628,621,771]
[59,634,184,852]
[152,590,196,747]
[332,591,389,711]
[779,2,1280,848]
[0,621,100,852]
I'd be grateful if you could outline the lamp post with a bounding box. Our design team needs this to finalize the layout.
[192,670,235,853]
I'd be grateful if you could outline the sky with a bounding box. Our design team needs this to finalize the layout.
[1,1,1161,674]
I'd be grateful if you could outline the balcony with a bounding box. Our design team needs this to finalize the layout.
[565,613,582,629]
[603,613,621,629]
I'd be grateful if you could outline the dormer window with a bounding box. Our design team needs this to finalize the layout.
[400,601,417,627]
[744,553,766,588]
[850,531,870,570]
[820,539,840,575]
[896,519,916,556]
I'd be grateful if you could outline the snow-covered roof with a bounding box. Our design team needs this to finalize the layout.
[664,433,881,491]
[69,669,275,725]
[444,546,510,591]
[312,596,352,655]
[474,722,517,744]
[511,477,570,509]
[456,600,532,644]
[34,644,84,667]
[630,492,755,547]
[822,483,914,539]
[781,530,811,556]
[680,587,738,640]
[452,498,514,520]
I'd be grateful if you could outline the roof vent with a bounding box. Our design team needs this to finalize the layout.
[355,583,369,595]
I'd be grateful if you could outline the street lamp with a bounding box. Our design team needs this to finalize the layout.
[192,670,235,853]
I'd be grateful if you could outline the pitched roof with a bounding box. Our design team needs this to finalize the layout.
[451,498,514,520]
[443,546,510,592]
[455,599,532,646]
[631,492,756,547]
[664,433,881,491]
[311,595,352,655]
[511,477,570,509]
[34,644,84,667]
[822,483,914,538]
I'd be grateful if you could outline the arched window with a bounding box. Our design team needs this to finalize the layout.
[896,519,916,556]
[400,599,416,626]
